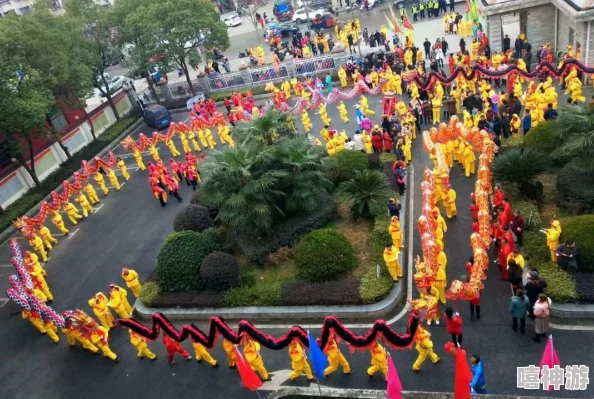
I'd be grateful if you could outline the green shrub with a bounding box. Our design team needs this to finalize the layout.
[538,262,578,303]
[379,152,397,166]
[155,231,222,292]
[190,190,219,219]
[280,279,363,305]
[555,163,594,213]
[0,117,138,233]
[372,217,391,267]
[235,196,337,265]
[338,169,392,218]
[523,124,562,157]
[294,229,357,282]
[138,281,162,307]
[150,291,224,308]
[513,201,542,231]
[560,215,594,272]
[359,268,394,304]
[173,204,213,232]
[223,283,282,306]
[500,135,523,148]
[523,231,552,266]
[328,150,369,183]
[199,251,240,291]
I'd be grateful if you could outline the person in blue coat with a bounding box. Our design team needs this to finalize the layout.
[521,110,532,136]
[470,354,486,394]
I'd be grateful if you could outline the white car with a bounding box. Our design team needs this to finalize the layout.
[222,13,242,27]
[94,75,130,97]
[292,7,325,23]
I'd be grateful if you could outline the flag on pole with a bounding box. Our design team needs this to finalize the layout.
[389,5,402,34]
[402,12,414,30]
[455,348,473,399]
[234,347,263,392]
[386,353,403,399]
[307,331,329,380]
[465,0,470,13]
[539,335,561,392]
[384,13,398,34]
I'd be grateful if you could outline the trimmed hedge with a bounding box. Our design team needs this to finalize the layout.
[522,124,562,159]
[379,152,397,166]
[280,279,363,306]
[359,268,393,304]
[294,229,357,282]
[560,215,594,272]
[555,163,594,213]
[514,201,542,231]
[328,150,369,183]
[572,272,594,303]
[372,217,391,269]
[190,190,219,219]
[234,195,337,265]
[223,283,282,306]
[0,116,138,233]
[173,204,213,232]
[151,291,225,308]
[155,231,222,292]
[138,281,162,307]
[199,251,240,291]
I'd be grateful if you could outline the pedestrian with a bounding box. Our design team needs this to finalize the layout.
[449,0,455,12]
[524,270,547,320]
[363,28,369,46]
[509,289,530,334]
[521,109,532,135]
[511,210,525,246]
[507,259,523,290]
[164,334,192,364]
[470,355,487,394]
[394,163,406,195]
[388,198,401,219]
[423,38,431,59]
[444,307,463,347]
[532,293,552,343]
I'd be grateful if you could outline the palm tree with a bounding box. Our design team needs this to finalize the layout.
[550,106,594,173]
[492,149,552,200]
[232,109,297,146]
[338,169,392,218]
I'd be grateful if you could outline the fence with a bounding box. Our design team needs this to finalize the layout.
[207,71,249,92]
[294,54,338,77]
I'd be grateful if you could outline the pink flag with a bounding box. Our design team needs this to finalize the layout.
[234,347,263,392]
[539,335,560,392]
[387,353,403,399]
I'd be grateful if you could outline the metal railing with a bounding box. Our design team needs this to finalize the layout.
[294,54,337,76]
[206,71,248,92]
[247,63,290,84]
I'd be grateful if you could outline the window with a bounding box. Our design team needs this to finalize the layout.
[50,111,69,132]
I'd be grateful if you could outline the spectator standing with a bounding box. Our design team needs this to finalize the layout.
[532,293,552,343]
[423,38,431,59]
[511,210,525,247]
[445,307,463,347]
[556,240,578,271]
[470,355,487,394]
[521,110,531,136]
[388,198,401,219]
[524,271,547,319]
[509,289,530,334]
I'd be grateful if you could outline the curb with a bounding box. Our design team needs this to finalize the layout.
[551,302,594,320]
[134,162,413,323]
[0,117,145,245]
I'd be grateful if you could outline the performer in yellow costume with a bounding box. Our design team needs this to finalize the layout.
[359,95,375,116]
[192,339,218,366]
[324,332,352,376]
[444,188,457,218]
[361,131,373,154]
[243,338,269,380]
[132,149,146,171]
[22,309,47,334]
[383,243,402,282]
[545,220,562,262]
[122,267,142,298]
[116,157,131,181]
[28,233,48,262]
[88,292,114,330]
[37,224,57,250]
[301,110,312,133]
[107,168,121,191]
[108,283,132,319]
[84,182,100,205]
[337,101,349,123]
[166,138,181,157]
[91,326,119,361]
[75,192,94,218]
[94,171,109,195]
[288,340,314,381]
[412,323,440,371]
[63,202,83,225]
[129,329,157,360]
[366,341,388,377]
[388,216,403,249]
[222,339,237,368]
[50,211,69,235]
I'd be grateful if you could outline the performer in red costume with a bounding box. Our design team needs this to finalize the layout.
[163,334,192,364]
[444,342,473,399]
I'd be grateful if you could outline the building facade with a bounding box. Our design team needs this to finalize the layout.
[480,0,594,66]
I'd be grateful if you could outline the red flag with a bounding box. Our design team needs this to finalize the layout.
[465,0,470,13]
[386,354,403,399]
[454,348,473,399]
[403,13,414,30]
[539,335,560,392]
[234,347,263,391]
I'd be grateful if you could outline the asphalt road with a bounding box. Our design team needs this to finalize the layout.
[1,85,594,397]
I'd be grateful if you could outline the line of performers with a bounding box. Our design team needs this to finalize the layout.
[147,153,201,207]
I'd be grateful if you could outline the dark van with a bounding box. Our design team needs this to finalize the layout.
[143,104,171,130]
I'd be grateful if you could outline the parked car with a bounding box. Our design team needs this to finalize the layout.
[310,12,337,30]
[143,104,171,130]
[94,76,130,97]
[292,7,325,23]
[277,22,300,37]
[295,0,331,9]
[221,12,242,27]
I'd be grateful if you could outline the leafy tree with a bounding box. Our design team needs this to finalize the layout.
[65,0,122,122]
[199,131,331,233]
[338,169,392,218]
[123,0,230,96]
[237,0,264,45]
[0,59,55,187]
[492,149,552,200]
[232,109,297,146]
[549,106,594,173]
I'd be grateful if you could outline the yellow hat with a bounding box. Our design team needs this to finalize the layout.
[552,220,560,227]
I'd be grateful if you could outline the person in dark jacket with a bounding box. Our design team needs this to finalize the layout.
[556,240,578,271]
[503,34,511,52]
[511,210,525,246]
[524,271,547,319]
[388,198,401,219]
[445,307,463,347]
[381,115,392,133]
[507,259,523,289]
[544,104,558,120]
[521,110,532,135]
[394,145,405,161]
[509,289,531,334]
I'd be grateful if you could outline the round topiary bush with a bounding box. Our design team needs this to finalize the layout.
[199,251,240,292]
[173,204,213,232]
[556,163,594,213]
[155,231,222,292]
[190,190,219,219]
[560,215,594,272]
[328,150,369,183]
[139,281,162,307]
[294,228,357,282]
[522,123,563,162]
